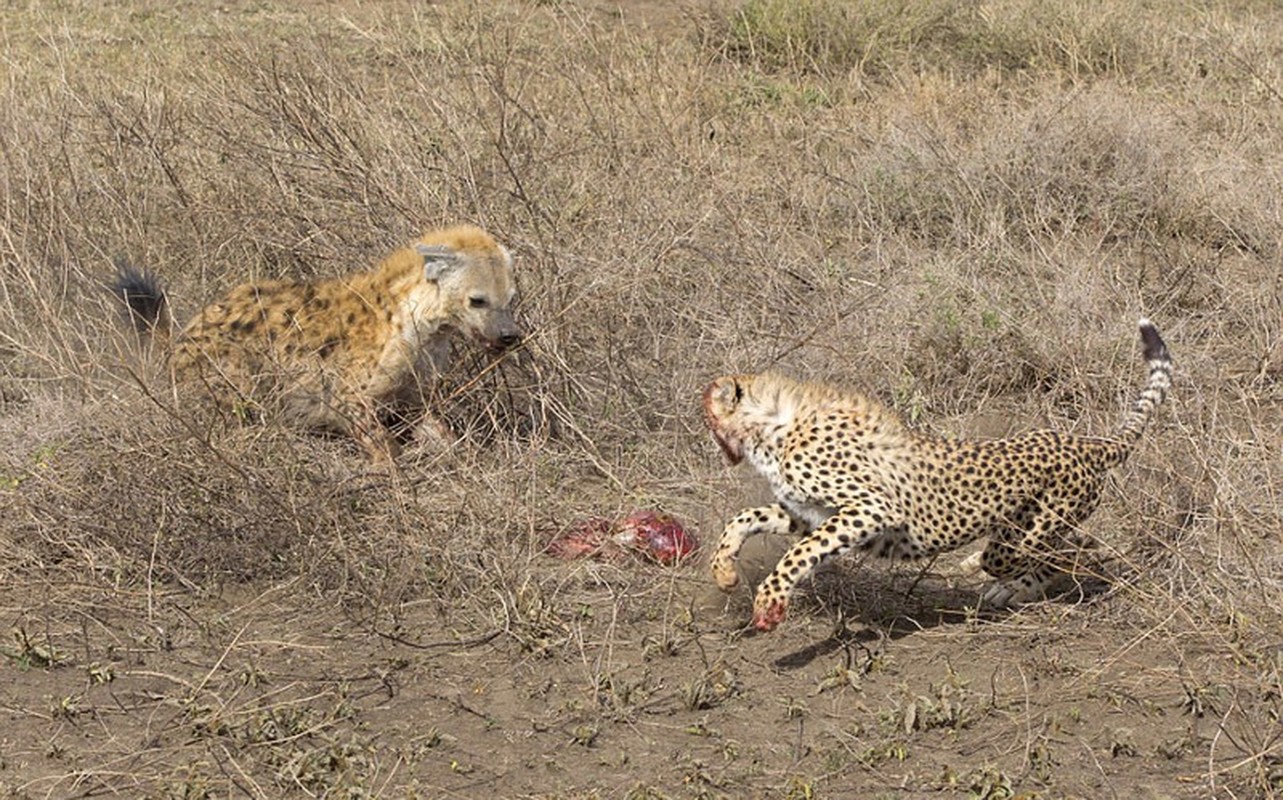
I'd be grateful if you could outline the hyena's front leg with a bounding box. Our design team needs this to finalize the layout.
[351,410,401,462]
[752,501,899,631]
[281,372,400,462]
[711,504,804,591]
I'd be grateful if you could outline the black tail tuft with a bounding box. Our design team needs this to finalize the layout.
[1138,318,1169,364]
[110,257,169,334]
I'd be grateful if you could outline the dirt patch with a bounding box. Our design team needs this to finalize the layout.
[0,562,1250,798]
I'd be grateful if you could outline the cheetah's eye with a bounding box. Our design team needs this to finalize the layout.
[733,383,743,403]
[469,296,489,309]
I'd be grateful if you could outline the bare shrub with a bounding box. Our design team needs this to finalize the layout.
[2,1,1283,796]
[714,0,1164,78]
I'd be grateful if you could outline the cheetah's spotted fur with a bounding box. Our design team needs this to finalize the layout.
[704,320,1172,631]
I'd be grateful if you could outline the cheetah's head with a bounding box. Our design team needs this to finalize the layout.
[703,376,747,464]
[704,372,801,466]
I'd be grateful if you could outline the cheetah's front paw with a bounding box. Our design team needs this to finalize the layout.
[751,593,788,631]
[710,556,740,591]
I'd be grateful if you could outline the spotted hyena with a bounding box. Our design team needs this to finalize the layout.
[114,225,522,458]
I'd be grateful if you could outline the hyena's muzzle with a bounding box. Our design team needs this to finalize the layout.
[480,308,523,352]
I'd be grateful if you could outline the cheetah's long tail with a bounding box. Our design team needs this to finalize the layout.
[1116,318,1171,449]
[110,257,172,337]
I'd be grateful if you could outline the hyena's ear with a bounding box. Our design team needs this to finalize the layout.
[415,243,460,281]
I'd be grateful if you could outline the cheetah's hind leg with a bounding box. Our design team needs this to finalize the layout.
[976,517,1075,609]
[979,562,1061,608]
[958,550,986,577]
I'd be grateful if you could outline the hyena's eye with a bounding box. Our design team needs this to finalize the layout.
[469,296,489,309]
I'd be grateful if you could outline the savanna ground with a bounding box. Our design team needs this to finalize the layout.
[2,0,1282,797]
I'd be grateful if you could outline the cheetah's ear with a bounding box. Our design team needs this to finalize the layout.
[415,243,460,281]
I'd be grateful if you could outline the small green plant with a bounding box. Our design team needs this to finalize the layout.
[860,741,910,766]
[2,627,66,670]
[0,442,60,490]
[571,724,600,747]
[815,664,862,693]
[87,661,115,684]
[50,693,82,720]
[779,695,809,720]
[682,665,740,711]
[449,758,473,774]
[966,766,1015,799]
[784,775,816,799]
[894,669,975,734]
[684,719,719,738]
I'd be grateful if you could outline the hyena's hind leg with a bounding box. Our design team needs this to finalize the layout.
[276,374,401,461]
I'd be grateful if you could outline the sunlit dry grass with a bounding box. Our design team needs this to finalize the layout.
[2,0,1283,796]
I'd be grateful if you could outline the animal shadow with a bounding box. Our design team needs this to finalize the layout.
[766,560,1110,671]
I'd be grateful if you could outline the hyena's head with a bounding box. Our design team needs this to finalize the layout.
[415,226,522,352]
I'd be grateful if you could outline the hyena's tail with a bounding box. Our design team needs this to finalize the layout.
[110,257,171,337]
[1116,318,1172,450]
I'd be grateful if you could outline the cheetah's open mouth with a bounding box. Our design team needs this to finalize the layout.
[710,429,743,465]
[703,380,744,465]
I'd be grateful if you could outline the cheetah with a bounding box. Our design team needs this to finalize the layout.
[704,319,1171,632]
[114,224,522,458]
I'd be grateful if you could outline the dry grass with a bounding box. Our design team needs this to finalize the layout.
[2,0,1283,797]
